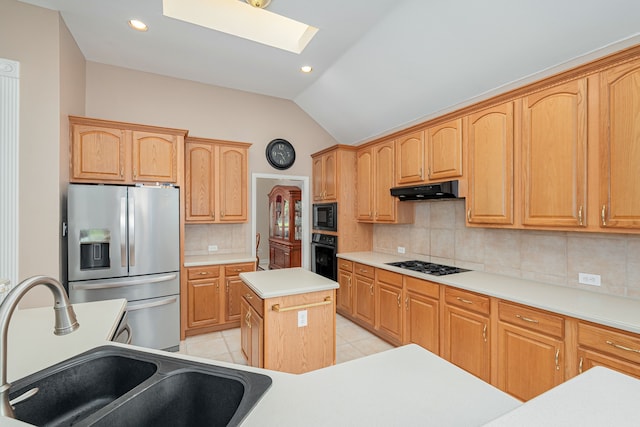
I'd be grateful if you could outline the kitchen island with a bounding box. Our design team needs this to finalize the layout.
[239,267,338,373]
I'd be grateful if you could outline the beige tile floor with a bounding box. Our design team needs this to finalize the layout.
[177,314,394,365]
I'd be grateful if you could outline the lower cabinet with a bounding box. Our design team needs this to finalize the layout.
[442,287,491,383]
[403,276,439,354]
[375,269,403,345]
[353,263,375,327]
[497,301,565,401]
[183,262,255,337]
[577,321,640,379]
[240,289,264,368]
[336,260,354,316]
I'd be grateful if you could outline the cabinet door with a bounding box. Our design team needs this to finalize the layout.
[427,118,463,180]
[522,79,587,227]
[323,151,337,201]
[498,322,564,401]
[600,59,640,229]
[337,269,353,315]
[376,280,403,345]
[443,304,490,382]
[577,347,640,379]
[396,131,425,185]
[249,304,264,368]
[354,274,375,326]
[312,156,324,202]
[225,276,243,322]
[356,149,374,221]
[404,290,439,354]
[187,278,220,328]
[240,297,251,362]
[219,145,248,222]
[185,142,215,222]
[71,125,126,182]
[131,131,177,183]
[373,141,396,222]
[467,103,514,225]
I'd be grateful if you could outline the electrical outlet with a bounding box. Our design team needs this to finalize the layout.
[397,246,406,254]
[208,245,218,252]
[298,310,308,327]
[578,273,601,286]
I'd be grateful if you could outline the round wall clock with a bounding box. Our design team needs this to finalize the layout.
[265,138,296,170]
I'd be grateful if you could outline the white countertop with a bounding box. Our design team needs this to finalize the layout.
[338,251,640,334]
[7,298,127,382]
[184,252,255,267]
[484,366,640,426]
[239,267,339,299]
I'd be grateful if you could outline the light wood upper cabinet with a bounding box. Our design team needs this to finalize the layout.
[185,137,250,223]
[599,58,640,229]
[357,140,413,223]
[466,102,515,225]
[395,131,425,185]
[131,131,177,183]
[522,79,588,227]
[356,149,374,221]
[427,118,463,181]
[312,150,337,202]
[70,116,186,185]
[71,125,127,182]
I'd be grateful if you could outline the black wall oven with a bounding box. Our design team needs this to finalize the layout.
[311,233,337,281]
[312,202,337,232]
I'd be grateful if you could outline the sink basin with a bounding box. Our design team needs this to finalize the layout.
[9,346,272,427]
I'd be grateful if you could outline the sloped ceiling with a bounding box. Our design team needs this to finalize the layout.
[18,0,640,145]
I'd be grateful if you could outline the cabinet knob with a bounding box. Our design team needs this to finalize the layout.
[601,205,607,226]
[482,324,487,343]
[467,209,471,223]
[245,293,253,300]
[578,205,584,226]
[133,167,137,178]
[120,167,124,177]
[555,348,560,371]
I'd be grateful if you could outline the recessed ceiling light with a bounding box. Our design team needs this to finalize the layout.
[128,19,148,32]
[300,65,313,73]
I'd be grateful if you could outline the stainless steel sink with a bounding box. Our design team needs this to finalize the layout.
[9,346,272,427]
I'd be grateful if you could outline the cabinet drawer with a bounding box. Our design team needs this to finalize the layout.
[578,322,640,365]
[241,282,264,317]
[224,262,255,276]
[498,301,564,338]
[338,259,353,272]
[404,276,439,299]
[187,266,220,280]
[445,287,490,315]
[376,268,402,288]
[354,263,375,279]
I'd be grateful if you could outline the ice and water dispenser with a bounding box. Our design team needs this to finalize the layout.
[79,229,111,270]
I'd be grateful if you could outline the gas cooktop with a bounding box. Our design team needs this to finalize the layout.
[386,260,469,276]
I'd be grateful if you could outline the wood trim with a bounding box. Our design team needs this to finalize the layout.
[185,135,252,149]
[69,115,188,137]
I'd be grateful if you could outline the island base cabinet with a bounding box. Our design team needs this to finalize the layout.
[240,297,263,368]
[264,289,336,374]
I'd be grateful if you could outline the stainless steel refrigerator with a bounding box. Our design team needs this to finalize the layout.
[67,184,180,351]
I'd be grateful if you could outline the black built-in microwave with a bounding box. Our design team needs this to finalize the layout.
[312,202,337,231]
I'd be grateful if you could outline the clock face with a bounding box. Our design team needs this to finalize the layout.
[266,139,296,170]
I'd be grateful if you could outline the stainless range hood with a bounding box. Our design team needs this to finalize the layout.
[390,180,461,201]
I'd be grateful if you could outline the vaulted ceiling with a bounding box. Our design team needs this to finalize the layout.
[19,0,640,145]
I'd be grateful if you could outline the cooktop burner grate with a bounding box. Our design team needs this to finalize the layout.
[386,260,469,276]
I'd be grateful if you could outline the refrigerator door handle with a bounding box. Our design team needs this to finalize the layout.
[128,195,135,266]
[70,273,178,290]
[120,196,127,267]
[127,296,178,312]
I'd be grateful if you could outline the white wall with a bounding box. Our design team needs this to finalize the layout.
[85,62,338,253]
[0,0,85,307]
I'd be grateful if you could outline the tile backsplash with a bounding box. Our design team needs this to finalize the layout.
[184,223,250,255]
[373,200,640,300]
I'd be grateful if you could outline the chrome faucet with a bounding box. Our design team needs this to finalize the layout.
[0,276,79,418]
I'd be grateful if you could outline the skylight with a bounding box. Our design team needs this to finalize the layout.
[162,0,318,54]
